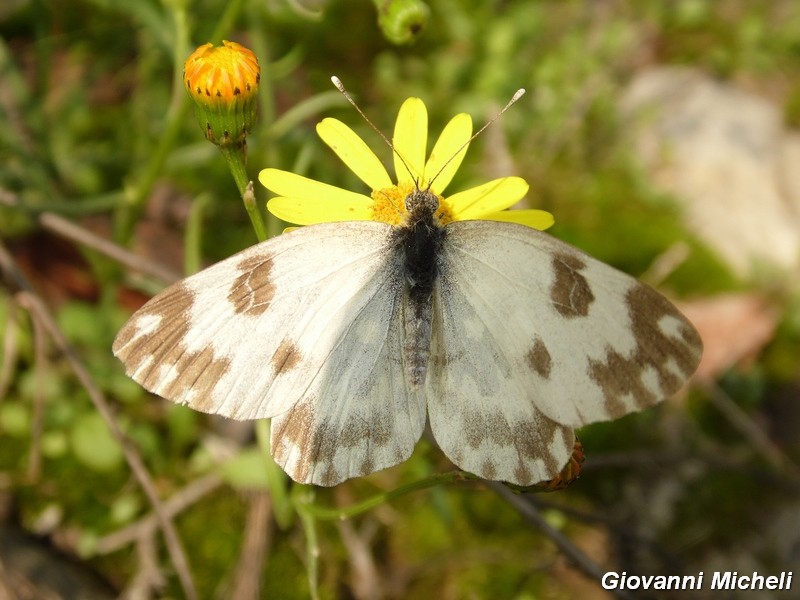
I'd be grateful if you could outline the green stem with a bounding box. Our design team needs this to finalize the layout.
[218,144,249,197]
[243,182,268,242]
[294,485,321,600]
[255,419,294,530]
[115,102,190,243]
[184,193,210,275]
[219,144,267,242]
[296,470,477,520]
[208,0,247,44]
[245,3,280,238]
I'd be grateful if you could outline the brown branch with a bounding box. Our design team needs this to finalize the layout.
[229,490,273,600]
[25,308,47,482]
[0,558,21,600]
[0,189,181,285]
[489,482,637,600]
[121,528,166,600]
[702,380,800,479]
[15,289,198,600]
[94,473,223,555]
[38,212,182,284]
[337,516,383,600]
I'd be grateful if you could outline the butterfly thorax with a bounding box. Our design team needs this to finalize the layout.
[395,187,446,386]
[401,188,443,288]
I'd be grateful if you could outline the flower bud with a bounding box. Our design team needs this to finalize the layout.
[183,40,260,147]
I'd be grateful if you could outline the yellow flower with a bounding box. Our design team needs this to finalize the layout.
[259,97,554,230]
[183,41,260,146]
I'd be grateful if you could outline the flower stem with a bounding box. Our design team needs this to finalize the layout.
[294,485,321,600]
[184,192,210,275]
[114,0,249,244]
[219,144,267,242]
[255,419,294,530]
[296,470,477,520]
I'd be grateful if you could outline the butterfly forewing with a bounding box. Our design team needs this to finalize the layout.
[426,220,701,484]
[114,210,702,488]
[113,222,427,485]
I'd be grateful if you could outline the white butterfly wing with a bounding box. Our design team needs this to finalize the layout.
[427,220,702,485]
[113,222,427,486]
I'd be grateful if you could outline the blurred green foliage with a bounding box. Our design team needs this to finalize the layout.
[2,0,800,598]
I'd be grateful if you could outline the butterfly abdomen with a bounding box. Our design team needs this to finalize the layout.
[398,189,446,386]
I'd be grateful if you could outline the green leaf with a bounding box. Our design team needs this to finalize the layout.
[220,447,271,490]
[0,402,30,438]
[69,412,124,472]
[110,492,142,525]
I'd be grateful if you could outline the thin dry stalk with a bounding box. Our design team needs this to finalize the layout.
[25,309,47,481]
[337,517,382,600]
[38,213,181,284]
[489,482,637,600]
[228,490,273,600]
[120,528,166,600]
[95,473,223,555]
[703,380,800,479]
[0,297,20,400]
[0,189,181,285]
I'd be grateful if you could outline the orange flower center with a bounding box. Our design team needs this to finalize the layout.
[370,183,455,226]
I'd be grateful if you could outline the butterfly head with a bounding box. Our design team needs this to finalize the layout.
[404,185,441,225]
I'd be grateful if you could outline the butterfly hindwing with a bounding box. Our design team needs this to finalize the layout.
[113,222,427,486]
[115,216,701,487]
[426,220,702,485]
[267,238,428,485]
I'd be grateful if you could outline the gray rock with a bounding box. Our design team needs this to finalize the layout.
[620,67,800,277]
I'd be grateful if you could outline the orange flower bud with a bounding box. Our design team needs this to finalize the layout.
[184,41,260,147]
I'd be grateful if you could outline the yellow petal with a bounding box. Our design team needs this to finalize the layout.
[393,97,427,185]
[447,177,529,220]
[316,118,393,190]
[481,209,555,231]
[259,168,372,224]
[259,168,359,200]
[267,195,373,225]
[423,113,472,194]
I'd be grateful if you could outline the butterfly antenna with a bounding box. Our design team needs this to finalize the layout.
[426,87,526,192]
[331,76,418,189]
[331,77,525,199]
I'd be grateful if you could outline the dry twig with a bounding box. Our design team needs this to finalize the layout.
[337,516,383,600]
[38,212,182,284]
[0,189,181,285]
[228,490,273,600]
[25,307,47,482]
[489,482,637,600]
[94,473,223,555]
[121,528,166,600]
[702,380,800,480]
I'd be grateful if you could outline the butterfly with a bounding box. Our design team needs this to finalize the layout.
[113,183,702,487]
